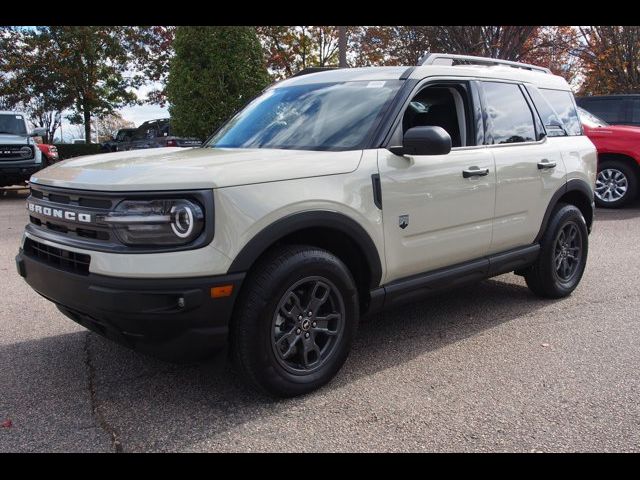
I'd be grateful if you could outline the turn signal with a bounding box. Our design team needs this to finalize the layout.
[211,285,233,298]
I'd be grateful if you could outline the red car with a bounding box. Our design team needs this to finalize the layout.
[579,106,640,208]
[35,143,59,166]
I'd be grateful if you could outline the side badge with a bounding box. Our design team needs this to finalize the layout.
[399,214,409,229]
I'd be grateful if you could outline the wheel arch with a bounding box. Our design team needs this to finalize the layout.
[227,211,383,309]
[598,152,640,174]
[535,179,594,243]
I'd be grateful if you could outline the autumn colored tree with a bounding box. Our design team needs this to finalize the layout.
[349,26,433,66]
[257,26,354,79]
[425,26,538,61]
[520,26,581,84]
[166,26,270,140]
[0,26,163,143]
[132,26,176,105]
[576,26,640,95]
[0,27,73,143]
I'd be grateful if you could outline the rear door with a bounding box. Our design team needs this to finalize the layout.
[480,81,566,254]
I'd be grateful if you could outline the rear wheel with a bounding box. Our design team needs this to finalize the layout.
[594,160,637,208]
[525,203,588,299]
[231,245,359,397]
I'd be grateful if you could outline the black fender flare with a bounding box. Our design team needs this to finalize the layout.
[227,211,383,289]
[534,179,595,243]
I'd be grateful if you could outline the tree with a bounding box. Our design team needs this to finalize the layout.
[576,26,640,95]
[0,26,161,143]
[257,26,349,79]
[94,113,135,143]
[349,26,433,66]
[520,26,582,85]
[166,26,270,140]
[0,27,72,142]
[132,26,176,106]
[426,26,538,61]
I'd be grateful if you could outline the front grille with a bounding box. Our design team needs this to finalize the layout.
[0,144,33,161]
[27,184,115,246]
[24,238,90,275]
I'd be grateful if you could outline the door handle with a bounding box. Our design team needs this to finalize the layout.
[463,167,490,178]
[537,159,557,170]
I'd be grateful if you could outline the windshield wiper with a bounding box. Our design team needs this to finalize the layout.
[0,131,21,135]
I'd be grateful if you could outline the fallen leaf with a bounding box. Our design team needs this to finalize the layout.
[1,419,12,428]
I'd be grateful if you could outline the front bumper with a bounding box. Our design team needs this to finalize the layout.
[1,163,42,186]
[16,249,245,361]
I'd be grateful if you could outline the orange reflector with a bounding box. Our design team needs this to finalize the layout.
[211,285,234,298]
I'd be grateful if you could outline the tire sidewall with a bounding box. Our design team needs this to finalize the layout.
[540,204,589,297]
[243,249,359,396]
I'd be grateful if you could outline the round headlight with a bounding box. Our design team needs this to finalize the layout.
[171,204,195,238]
[105,199,205,246]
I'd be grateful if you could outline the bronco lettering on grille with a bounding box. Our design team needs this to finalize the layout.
[27,202,92,223]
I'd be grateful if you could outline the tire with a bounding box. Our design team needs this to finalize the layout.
[594,160,638,208]
[231,245,359,397]
[525,203,589,299]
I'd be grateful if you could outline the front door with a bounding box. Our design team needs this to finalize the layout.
[377,81,496,284]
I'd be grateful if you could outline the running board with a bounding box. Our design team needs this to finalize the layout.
[366,244,540,314]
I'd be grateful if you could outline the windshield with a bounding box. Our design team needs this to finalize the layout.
[207,80,403,151]
[578,106,609,128]
[0,114,27,136]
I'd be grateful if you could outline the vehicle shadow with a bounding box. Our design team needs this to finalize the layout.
[0,275,562,451]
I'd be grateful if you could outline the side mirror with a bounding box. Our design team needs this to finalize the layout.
[30,127,46,137]
[388,126,452,156]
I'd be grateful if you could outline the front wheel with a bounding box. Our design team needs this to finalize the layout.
[525,203,589,299]
[231,245,359,397]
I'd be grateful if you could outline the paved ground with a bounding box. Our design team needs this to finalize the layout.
[1,187,639,452]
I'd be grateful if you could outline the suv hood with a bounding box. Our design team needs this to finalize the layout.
[0,133,30,144]
[30,147,363,191]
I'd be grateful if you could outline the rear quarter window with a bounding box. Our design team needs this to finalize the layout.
[540,89,582,136]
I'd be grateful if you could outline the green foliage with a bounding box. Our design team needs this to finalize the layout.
[1,26,163,143]
[53,143,103,160]
[166,26,270,140]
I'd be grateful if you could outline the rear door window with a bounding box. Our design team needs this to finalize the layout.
[481,81,536,144]
[540,89,582,136]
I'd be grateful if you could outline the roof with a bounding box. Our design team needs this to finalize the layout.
[277,63,570,91]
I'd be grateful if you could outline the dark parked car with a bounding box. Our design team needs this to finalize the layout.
[116,119,201,151]
[100,128,137,152]
[576,95,640,127]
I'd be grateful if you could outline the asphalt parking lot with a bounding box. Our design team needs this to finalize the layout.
[1,187,639,453]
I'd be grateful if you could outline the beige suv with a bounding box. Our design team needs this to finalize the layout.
[17,54,596,397]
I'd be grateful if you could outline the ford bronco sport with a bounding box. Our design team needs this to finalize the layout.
[16,54,596,397]
[0,111,46,187]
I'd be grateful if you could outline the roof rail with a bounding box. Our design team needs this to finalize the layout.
[418,53,551,74]
[291,67,342,77]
